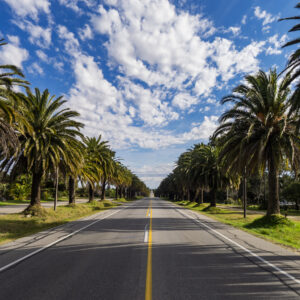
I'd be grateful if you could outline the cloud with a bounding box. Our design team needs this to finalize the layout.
[36,49,48,61]
[54,0,266,150]
[254,6,278,31]
[15,20,51,48]
[172,93,199,110]
[241,15,247,25]
[28,62,43,75]
[91,1,264,94]
[224,26,241,37]
[57,25,80,55]
[3,0,50,20]
[78,24,93,40]
[58,0,96,12]
[266,34,288,55]
[0,35,29,68]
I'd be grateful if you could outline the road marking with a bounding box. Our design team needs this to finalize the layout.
[144,224,149,243]
[0,208,123,273]
[145,201,152,300]
[177,208,300,285]
[146,207,149,217]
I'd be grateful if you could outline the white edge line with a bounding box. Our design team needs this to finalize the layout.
[0,209,121,273]
[144,224,149,243]
[178,208,300,285]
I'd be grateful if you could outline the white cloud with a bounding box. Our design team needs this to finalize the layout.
[90,1,264,96]
[254,6,278,31]
[36,49,48,61]
[57,25,80,55]
[58,0,95,12]
[14,20,51,48]
[54,61,64,72]
[241,15,247,25]
[3,0,50,20]
[55,0,267,150]
[0,35,29,68]
[172,93,199,110]
[266,34,288,55]
[78,24,93,40]
[225,26,241,37]
[28,62,43,75]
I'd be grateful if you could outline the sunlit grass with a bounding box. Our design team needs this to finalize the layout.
[0,200,119,245]
[175,200,300,250]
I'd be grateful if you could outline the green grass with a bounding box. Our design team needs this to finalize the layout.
[0,200,119,245]
[175,201,300,250]
[220,203,300,217]
[0,197,70,206]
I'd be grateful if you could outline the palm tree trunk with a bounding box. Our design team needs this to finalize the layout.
[88,182,94,202]
[200,188,204,204]
[243,175,247,218]
[193,188,200,203]
[210,189,217,207]
[68,176,75,205]
[30,170,43,206]
[54,167,58,211]
[267,158,280,216]
[101,179,106,200]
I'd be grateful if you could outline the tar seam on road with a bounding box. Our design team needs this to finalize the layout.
[145,200,152,300]
[177,207,300,285]
[0,207,126,273]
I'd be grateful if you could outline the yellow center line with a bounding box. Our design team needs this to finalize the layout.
[145,201,152,300]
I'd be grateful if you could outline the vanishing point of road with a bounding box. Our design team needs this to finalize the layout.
[0,198,300,299]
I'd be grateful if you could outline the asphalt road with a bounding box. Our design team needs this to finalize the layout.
[0,198,299,299]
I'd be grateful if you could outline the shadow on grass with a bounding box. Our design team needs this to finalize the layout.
[245,215,294,229]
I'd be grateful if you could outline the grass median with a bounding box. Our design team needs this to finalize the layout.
[174,200,300,251]
[0,199,128,245]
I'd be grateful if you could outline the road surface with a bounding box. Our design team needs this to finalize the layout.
[0,198,300,299]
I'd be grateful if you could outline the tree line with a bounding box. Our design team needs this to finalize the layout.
[0,39,149,212]
[156,4,300,217]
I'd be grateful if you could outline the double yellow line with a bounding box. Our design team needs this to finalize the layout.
[145,201,152,300]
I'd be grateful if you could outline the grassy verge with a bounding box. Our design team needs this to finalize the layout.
[0,200,120,245]
[0,197,69,206]
[174,200,300,250]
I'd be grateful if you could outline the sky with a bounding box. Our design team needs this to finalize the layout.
[0,0,298,188]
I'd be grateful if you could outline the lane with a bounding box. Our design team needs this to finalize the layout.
[152,199,300,299]
[0,199,150,300]
[0,197,299,299]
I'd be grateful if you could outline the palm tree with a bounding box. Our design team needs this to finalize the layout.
[214,69,300,216]
[0,39,29,158]
[280,3,300,71]
[83,135,112,202]
[2,88,84,208]
[189,143,207,203]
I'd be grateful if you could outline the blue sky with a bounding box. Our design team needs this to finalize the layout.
[0,0,297,188]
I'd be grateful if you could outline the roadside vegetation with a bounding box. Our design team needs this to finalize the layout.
[156,2,300,248]
[0,200,126,245]
[0,38,149,219]
[175,201,300,250]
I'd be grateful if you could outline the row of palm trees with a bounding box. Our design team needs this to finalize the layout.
[0,39,149,211]
[156,4,300,217]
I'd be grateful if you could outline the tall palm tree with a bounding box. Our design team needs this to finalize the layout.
[83,135,112,202]
[2,88,84,208]
[189,143,208,203]
[0,39,29,158]
[280,3,300,73]
[214,69,300,216]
